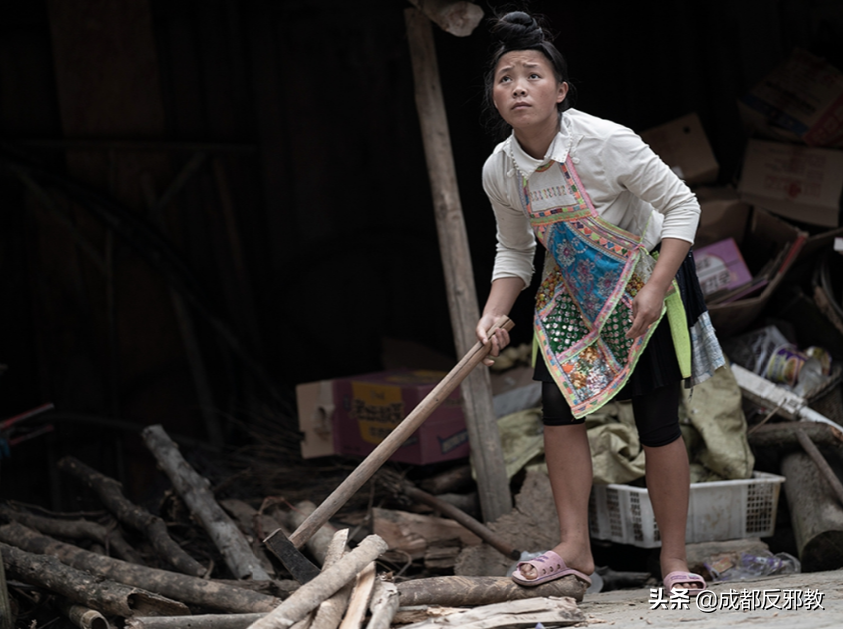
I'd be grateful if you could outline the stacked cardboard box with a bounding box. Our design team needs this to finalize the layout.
[296,368,468,465]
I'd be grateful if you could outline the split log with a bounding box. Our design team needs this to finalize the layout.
[0,523,280,613]
[405,0,483,37]
[284,502,336,567]
[285,528,350,629]
[220,499,277,576]
[0,503,142,565]
[1,543,189,618]
[128,615,266,629]
[782,451,843,571]
[310,530,353,629]
[142,424,270,580]
[372,508,480,560]
[337,562,375,629]
[57,456,203,575]
[307,529,351,629]
[247,535,388,629]
[417,464,473,495]
[396,575,587,607]
[59,600,112,629]
[365,578,399,629]
[747,421,843,451]
[396,596,583,629]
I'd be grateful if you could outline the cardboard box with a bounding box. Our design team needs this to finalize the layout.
[693,238,753,297]
[639,113,719,185]
[738,139,843,228]
[695,193,807,337]
[296,369,468,465]
[739,48,843,148]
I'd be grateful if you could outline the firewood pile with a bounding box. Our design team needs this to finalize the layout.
[0,424,587,629]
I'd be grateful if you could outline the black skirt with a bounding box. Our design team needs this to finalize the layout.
[533,249,709,400]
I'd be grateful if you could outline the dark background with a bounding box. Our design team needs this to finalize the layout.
[1,0,842,507]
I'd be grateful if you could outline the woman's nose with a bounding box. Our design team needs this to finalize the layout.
[513,82,526,96]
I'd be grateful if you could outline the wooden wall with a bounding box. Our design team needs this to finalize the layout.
[0,0,841,506]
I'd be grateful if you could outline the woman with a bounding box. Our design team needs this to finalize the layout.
[475,10,725,595]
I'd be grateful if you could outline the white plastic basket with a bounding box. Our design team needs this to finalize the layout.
[588,471,786,548]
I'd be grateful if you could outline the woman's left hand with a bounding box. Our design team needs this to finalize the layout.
[626,283,665,339]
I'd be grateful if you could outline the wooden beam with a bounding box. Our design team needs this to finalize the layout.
[404,8,511,523]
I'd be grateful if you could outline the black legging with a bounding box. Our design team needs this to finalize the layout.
[541,380,682,448]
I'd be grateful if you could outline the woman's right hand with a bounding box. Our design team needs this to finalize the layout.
[476,313,511,367]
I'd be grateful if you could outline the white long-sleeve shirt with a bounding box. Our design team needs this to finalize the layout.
[482,108,700,289]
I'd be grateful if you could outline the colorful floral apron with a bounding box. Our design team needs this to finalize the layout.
[521,157,688,418]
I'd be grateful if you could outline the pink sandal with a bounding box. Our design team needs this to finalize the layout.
[511,550,592,587]
[663,571,707,596]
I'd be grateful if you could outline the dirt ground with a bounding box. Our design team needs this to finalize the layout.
[577,568,843,628]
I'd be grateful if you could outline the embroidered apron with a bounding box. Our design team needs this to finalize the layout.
[522,157,688,418]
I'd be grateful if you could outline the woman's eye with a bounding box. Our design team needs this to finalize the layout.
[500,76,511,83]
[529,73,540,79]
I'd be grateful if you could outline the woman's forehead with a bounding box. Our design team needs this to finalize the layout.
[495,50,551,74]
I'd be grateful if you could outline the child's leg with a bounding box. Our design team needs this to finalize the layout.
[632,383,702,590]
[518,381,595,581]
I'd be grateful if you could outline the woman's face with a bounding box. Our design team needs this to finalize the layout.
[492,50,568,133]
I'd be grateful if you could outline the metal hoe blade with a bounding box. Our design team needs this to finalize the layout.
[263,527,321,584]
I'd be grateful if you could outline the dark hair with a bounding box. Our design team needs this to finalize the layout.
[482,10,575,140]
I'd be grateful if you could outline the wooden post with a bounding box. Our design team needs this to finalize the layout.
[404,8,511,523]
[406,0,483,37]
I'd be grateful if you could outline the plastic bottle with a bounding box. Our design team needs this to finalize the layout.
[793,357,829,398]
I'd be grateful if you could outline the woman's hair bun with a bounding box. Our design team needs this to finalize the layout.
[490,11,545,49]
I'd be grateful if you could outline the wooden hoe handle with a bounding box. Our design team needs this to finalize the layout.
[289,315,515,549]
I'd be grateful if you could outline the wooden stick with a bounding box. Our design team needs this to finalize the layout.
[396,574,587,607]
[289,317,513,549]
[337,562,376,629]
[405,7,512,525]
[247,535,388,629]
[1,543,189,618]
[795,429,843,505]
[220,499,277,577]
[0,503,142,565]
[392,596,583,628]
[365,579,399,629]
[142,424,271,580]
[128,615,266,629]
[59,600,112,629]
[748,421,843,452]
[0,523,280,613]
[284,528,350,629]
[310,530,353,629]
[57,456,205,576]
